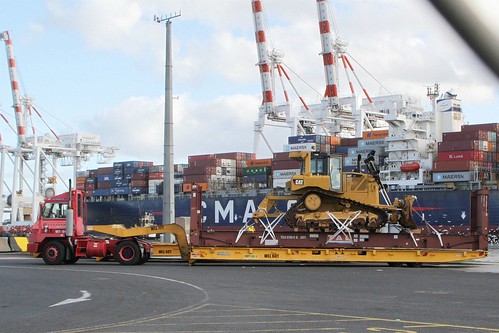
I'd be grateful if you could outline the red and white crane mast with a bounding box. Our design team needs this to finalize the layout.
[316,0,339,110]
[251,0,276,118]
[1,31,27,147]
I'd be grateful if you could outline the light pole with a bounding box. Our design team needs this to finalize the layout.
[155,12,180,233]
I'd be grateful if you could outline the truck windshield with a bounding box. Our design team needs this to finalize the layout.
[42,202,68,219]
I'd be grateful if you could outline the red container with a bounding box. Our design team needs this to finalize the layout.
[272,160,301,170]
[438,150,484,162]
[132,173,147,180]
[190,159,220,168]
[97,167,114,175]
[433,160,484,172]
[215,152,255,160]
[149,172,164,180]
[188,154,216,163]
[442,130,489,142]
[461,123,499,133]
[273,152,292,161]
[183,166,217,176]
[438,140,480,152]
[183,175,211,183]
[131,180,148,187]
[97,181,110,189]
[340,137,361,146]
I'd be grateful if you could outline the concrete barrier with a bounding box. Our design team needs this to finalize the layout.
[9,237,28,252]
[0,237,11,252]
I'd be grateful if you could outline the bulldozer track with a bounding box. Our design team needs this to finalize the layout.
[284,188,391,231]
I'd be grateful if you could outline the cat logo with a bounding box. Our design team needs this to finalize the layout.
[293,179,304,185]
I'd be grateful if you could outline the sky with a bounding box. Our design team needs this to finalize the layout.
[0,0,498,177]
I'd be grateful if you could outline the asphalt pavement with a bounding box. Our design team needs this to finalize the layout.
[1,250,498,333]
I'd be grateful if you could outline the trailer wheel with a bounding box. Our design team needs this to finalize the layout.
[387,262,403,267]
[407,262,423,268]
[114,241,141,265]
[42,241,66,265]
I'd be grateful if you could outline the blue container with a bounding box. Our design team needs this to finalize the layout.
[111,187,129,195]
[92,189,111,196]
[288,135,326,144]
[131,187,147,195]
[97,174,113,182]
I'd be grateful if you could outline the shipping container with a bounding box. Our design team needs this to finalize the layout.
[111,187,130,195]
[182,182,209,192]
[283,143,318,152]
[243,166,271,176]
[288,135,326,144]
[246,158,273,167]
[273,152,292,161]
[432,171,473,182]
[131,180,148,187]
[92,189,111,196]
[272,160,301,170]
[149,172,164,180]
[362,130,389,140]
[273,169,301,179]
[97,167,114,175]
[242,174,268,183]
[461,123,499,133]
[437,150,485,162]
[358,139,386,148]
[433,160,486,172]
[438,140,480,152]
[442,130,490,142]
[97,174,113,182]
[272,178,289,189]
[132,173,148,180]
[340,137,361,146]
[329,136,341,145]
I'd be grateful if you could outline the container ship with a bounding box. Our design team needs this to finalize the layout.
[80,90,499,235]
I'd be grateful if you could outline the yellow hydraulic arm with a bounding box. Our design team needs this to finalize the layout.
[87,223,190,260]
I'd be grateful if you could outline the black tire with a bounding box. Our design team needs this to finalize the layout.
[64,256,80,264]
[407,262,423,268]
[114,240,141,265]
[138,252,150,265]
[42,241,66,265]
[387,262,403,267]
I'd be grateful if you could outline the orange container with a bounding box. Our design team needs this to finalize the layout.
[362,130,389,140]
[246,158,273,167]
[182,182,209,192]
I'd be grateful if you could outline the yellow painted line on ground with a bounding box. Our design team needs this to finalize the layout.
[205,304,499,332]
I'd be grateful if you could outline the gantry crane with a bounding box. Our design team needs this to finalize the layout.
[0,31,118,225]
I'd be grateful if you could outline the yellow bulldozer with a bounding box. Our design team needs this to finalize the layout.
[253,150,417,232]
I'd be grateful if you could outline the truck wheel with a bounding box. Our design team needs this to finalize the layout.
[138,253,150,265]
[64,257,79,264]
[42,241,66,265]
[114,241,141,265]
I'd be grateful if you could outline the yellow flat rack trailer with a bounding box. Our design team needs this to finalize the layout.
[87,187,489,267]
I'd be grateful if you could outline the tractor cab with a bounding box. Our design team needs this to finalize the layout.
[289,151,342,194]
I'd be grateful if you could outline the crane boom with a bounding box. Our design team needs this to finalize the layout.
[1,31,27,146]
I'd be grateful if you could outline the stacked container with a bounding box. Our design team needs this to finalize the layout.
[434,123,499,182]
[242,159,272,189]
[285,135,341,154]
[184,152,254,191]
[272,152,301,188]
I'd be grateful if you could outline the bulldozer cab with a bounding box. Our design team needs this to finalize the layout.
[290,151,342,193]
